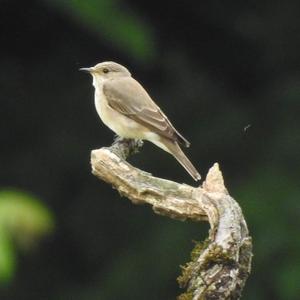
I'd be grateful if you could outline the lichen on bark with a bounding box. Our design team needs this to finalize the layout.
[91,138,252,300]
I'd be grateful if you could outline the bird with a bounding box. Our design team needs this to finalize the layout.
[79,61,201,181]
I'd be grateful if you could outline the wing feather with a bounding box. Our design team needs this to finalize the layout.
[103,77,190,147]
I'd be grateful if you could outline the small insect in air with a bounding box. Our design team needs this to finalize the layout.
[243,124,251,132]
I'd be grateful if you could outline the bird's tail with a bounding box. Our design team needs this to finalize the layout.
[162,139,201,181]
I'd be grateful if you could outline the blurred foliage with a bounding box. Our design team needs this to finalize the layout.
[236,169,300,300]
[0,190,54,284]
[0,228,15,283]
[44,0,156,62]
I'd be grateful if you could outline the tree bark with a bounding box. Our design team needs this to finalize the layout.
[91,138,252,300]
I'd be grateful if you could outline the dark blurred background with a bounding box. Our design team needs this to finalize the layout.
[0,0,299,299]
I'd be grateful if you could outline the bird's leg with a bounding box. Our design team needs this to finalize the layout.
[112,134,124,145]
[109,135,143,160]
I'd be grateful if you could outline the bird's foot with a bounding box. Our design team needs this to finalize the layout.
[109,136,143,160]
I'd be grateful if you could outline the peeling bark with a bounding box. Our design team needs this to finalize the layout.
[91,138,252,300]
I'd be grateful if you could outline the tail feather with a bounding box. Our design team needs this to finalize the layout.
[162,139,201,181]
[174,130,191,148]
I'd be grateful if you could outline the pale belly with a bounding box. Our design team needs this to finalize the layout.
[94,89,147,139]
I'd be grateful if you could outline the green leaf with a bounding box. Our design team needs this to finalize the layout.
[0,227,16,284]
[0,189,55,250]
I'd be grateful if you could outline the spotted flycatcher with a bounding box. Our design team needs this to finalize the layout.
[80,61,201,181]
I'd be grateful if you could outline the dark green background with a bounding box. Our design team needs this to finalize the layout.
[0,0,299,299]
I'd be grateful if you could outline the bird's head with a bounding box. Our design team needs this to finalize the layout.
[79,61,131,85]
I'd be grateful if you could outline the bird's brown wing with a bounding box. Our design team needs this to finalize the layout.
[103,77,190,147]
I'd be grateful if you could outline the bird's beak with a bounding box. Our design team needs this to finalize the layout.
[79,67,94,73]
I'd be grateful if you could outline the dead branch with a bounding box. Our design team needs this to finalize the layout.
[91,138,252,300]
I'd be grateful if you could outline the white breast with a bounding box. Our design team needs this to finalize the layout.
[94,81,147,139]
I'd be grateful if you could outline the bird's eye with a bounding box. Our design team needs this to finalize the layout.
[103,68,109,74]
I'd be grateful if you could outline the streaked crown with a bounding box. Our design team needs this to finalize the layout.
[80,61,131,78]
[93,61,131,78]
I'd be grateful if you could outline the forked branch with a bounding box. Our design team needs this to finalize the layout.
[91,138,252,300]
